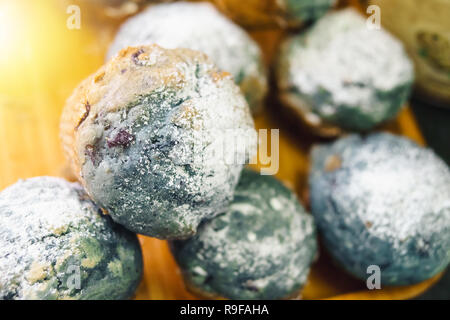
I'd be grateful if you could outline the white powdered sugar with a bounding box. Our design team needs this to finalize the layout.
[277,8,414,134]
[0,178,101,299]
[65,45,257,239]
[107,2,260,79]
[172,170,317,299]
[282,8,414,110]
[310,133,450,284]
[106,1,267,111]
[0,177,142,299]
[335,137,450,243]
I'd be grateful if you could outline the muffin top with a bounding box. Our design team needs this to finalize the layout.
[311,133,450,241]
[62,44,254,179]
[107,2,263,80]
[107,2,267,112]
[0,177,142,300]
[309,133,450,284]
[171,169,317,300]
[277,9,414,131]
[61,45,256,239]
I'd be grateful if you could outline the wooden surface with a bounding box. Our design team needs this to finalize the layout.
[0,0,441,300]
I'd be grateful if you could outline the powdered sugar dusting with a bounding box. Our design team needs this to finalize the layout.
[335,136,450,241]
[310,133,450,284]
[172,170,317,299]
[277,9,414,131]
[107,1,267,112]
[71,45,257,239]
[283,8,413,107]
[0,177,142,299]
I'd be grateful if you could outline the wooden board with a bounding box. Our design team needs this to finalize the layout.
[0,0,442,300]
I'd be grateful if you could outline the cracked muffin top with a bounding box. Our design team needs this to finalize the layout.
[107,2,268,113]
[61,45,257,239]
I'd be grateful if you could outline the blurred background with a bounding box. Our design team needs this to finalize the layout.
[0,0,448,299]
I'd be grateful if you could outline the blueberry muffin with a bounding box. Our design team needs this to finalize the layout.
[171,169,317,300]
[0,177,142,300]
[107,2,268,114]
[277,9,414,136]
[61,45,257,240]
[309,133,450,285]
[204,0,337,29]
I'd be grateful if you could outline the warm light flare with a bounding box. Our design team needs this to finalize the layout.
[0,1,36,96]
[0,2,24,59]
[0,0,104,98]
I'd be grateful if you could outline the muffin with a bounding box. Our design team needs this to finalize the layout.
[201,0,337,29]
[60,45,257,240]
[171,169,317,300]
[309,133,450,285]
[276,8,414,136]
[107,2,268,114]
[0,177,142,300]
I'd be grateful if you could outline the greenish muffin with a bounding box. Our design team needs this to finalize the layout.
[107,2,268,114]
[206,0,336,29]
[309,133,450,285]
[61,45,257,240]
[277,9,414,136]
[171,169,317,300]
[0,177,142,300]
